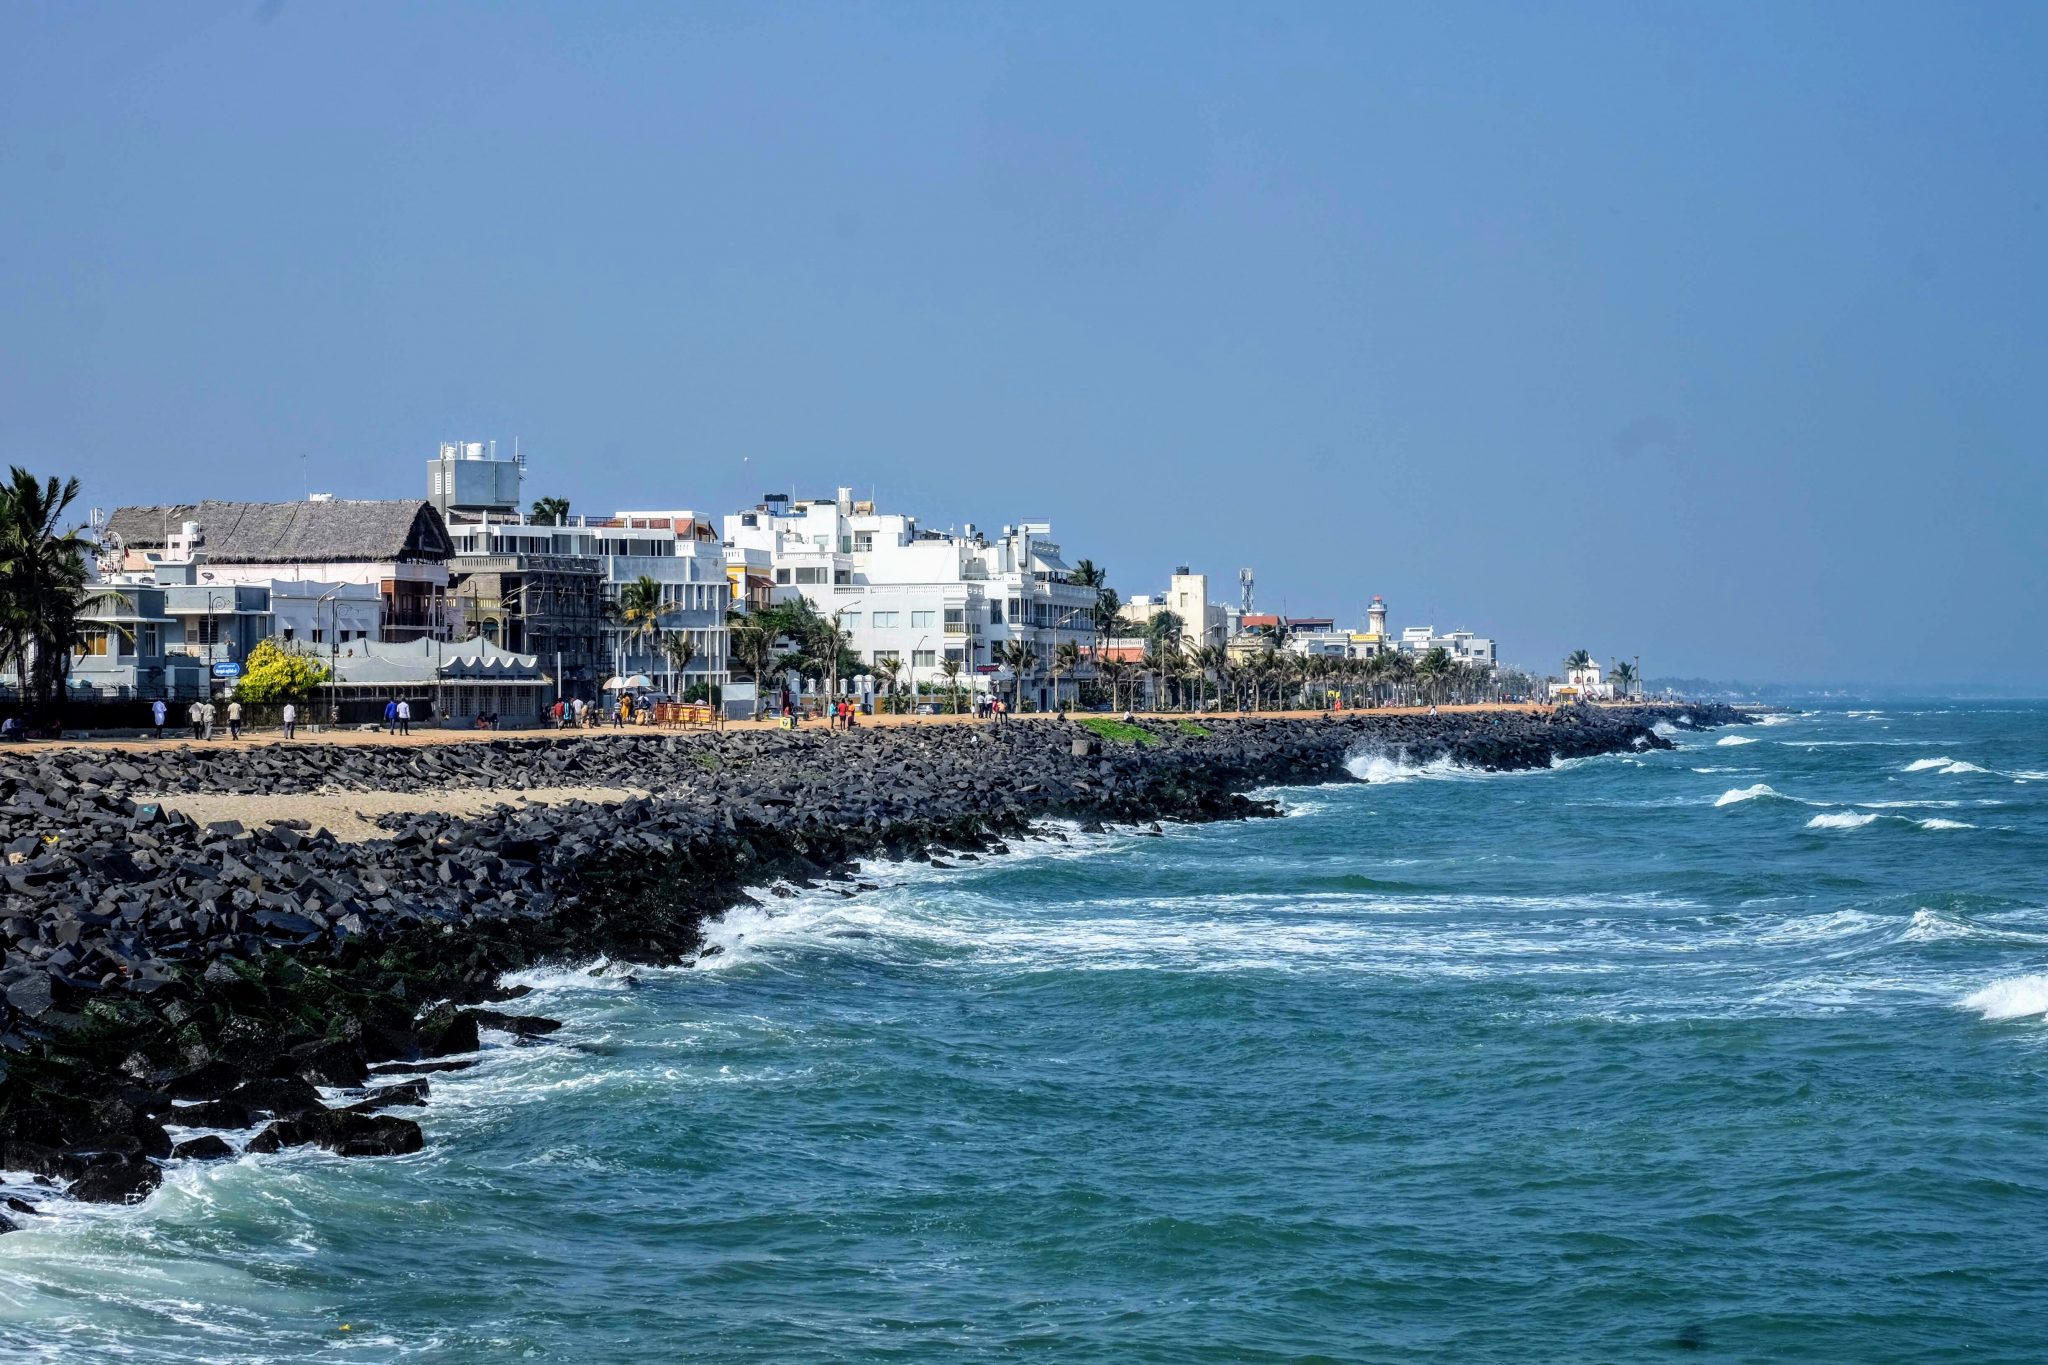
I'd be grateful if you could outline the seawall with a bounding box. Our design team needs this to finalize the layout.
[0,704,1748,1213]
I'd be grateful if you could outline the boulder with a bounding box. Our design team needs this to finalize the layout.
[70,1156,161,1205]
[170,1135,235,1161]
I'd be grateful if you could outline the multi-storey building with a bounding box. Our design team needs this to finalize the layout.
[1120,568,1233,651]
[444,511,729,698]
[1397,625,1497,668]
[104,500,454,643]
[723,488,1097,708]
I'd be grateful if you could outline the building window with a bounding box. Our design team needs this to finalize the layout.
[873,650,899,666]
[281,627,295,642]
[944,647,964,662]
[910,610,934,628]
[834,569,851,585]
[775,568,791,584]
[912,649,936,668]
[989,602,1002,624]
[840,613,860,629]
[872,611,899,628]
[795,567,827,585]
[311,629,324,644]
[853,532,873,552]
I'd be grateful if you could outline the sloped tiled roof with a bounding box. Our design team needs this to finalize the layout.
[107,500,451,564]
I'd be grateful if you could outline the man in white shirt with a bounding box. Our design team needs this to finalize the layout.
[281,701,297,740]
[395,698,411,736]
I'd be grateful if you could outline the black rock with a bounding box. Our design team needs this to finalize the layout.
[171,1135,235,1161]
[290,1038,369,1088]
[166,1060,244,1101]
[70,1156,161,1205]
[224,1076,326,1118]
[171,1099,252,1129]
[465,1009,562,1037]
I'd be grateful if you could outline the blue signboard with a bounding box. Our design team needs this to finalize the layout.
[211,661,243,679]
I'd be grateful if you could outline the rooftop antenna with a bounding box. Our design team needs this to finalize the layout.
[1239,567,1255,616]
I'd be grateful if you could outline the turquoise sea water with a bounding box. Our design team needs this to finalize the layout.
[4,703,2048,1362]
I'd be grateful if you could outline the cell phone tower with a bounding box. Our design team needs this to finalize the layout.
[1239,567,1255,616]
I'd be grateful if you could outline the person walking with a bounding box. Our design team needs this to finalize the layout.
[227,698,242,740]
[151,697,166,740]
[281,700,297,740]
[384,698,398,731]
[396,698,412,736]
[201,699,216,741]
[188,699,204,740]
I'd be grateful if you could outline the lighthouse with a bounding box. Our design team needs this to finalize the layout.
[1367,595,1388,637]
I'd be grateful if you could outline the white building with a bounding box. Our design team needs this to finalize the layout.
[444,511,730,692]
[268,580,381,650]
[1397,625,1497,669]
[724,488,1098,708]
[1550,661,1614,702]
[1120,568,1233,651]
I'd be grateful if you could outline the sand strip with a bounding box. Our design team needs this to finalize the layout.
[137,784,653,842]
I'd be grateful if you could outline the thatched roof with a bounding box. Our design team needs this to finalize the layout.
[107,500,451,564]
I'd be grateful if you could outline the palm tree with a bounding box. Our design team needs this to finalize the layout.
[1563,648,1593,677]
[1193,644,1227,712]
[1110,659,1142,714]
[661,631,698,697]
[1051,639,1082,712]
[1071,559,1106,592]
[1092,586,1123,663]
[939,655,965,712]
[873,654,902,710]
[1416,646,1453,704]
[725,615,776,718]
[529,496,571,526]
[1384,650,1417,712]
[999,638,1036,712]
[616,575,665,679]
[0,469,96,721]
[1611,659,1639,699]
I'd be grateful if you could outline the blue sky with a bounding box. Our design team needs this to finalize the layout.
[2,2,2043,684]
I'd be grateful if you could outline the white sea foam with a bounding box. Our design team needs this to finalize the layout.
[1960,975,2048,1021]
[1344,751,1471,783]
[1903,756,1995,776]
[1652,720,1681,737]
[1806,811,1879,830]
[1714,783,1786,806]
[1915,817,1975,831]
[1715,734,1757,746]
[1759,712,1801,726]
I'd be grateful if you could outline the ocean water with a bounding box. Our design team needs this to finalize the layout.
[5,703,2048,1362]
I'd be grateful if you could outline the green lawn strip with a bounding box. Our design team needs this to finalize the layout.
[1077,715,1160,747]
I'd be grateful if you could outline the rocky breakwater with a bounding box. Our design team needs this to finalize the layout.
[0,703,1745,1218]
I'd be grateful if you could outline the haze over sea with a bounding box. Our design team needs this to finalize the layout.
[3,703,2046,1361]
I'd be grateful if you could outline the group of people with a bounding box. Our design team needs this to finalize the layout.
[149,696,297,741]
[381,698,413,736]
[548,696,608,729]
[973,694,1012,725]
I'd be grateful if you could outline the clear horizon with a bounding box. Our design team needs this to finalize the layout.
[2,2,2042,686]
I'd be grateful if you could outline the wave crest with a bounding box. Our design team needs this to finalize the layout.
[1961,975,2048,1021]
[1806,811,1879,830]
[1715,734,1757,747]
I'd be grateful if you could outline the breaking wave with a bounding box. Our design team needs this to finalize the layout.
[1960,975,2048,1021]
[1715,734,1758,746]
[1807,811,1879,830]
[1344,751,1472,783]
[1715,783,1790,807]
[1904,756,1995,776]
